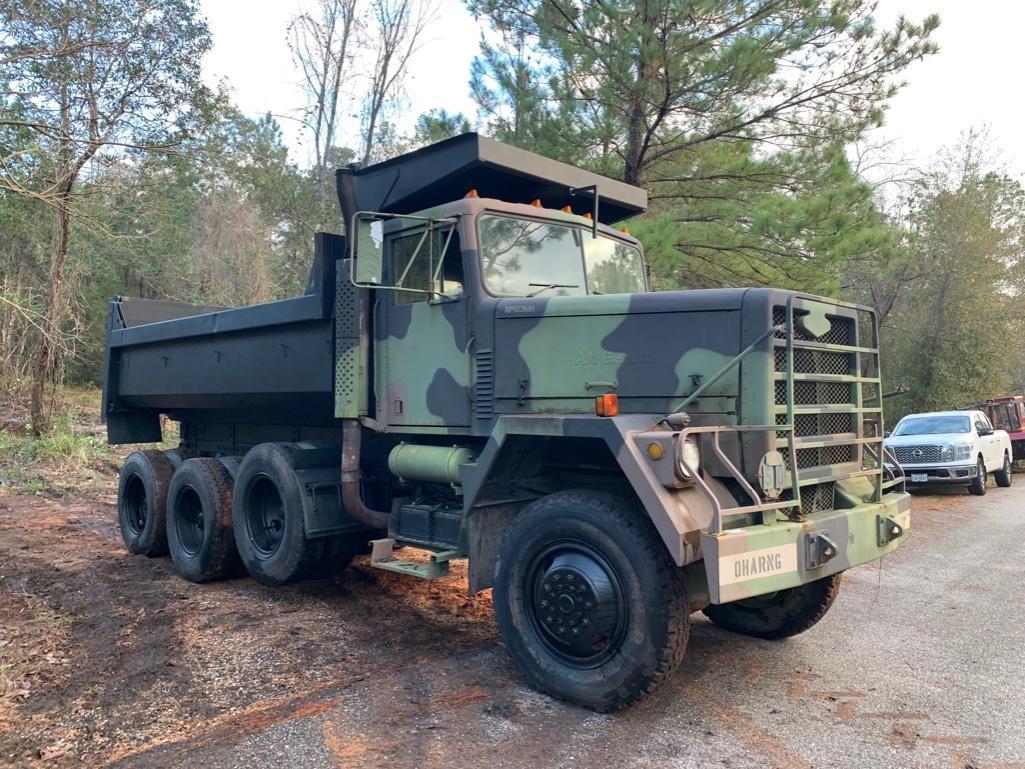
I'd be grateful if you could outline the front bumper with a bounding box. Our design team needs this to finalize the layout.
[901,463,977,485]
[701,492,911,604]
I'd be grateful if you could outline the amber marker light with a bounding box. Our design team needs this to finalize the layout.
[465,188,479,198]
[530,198,542,207]
[582,212,592,220]
[646,442,664,460]
[561,205,573,213]
[595,393,619,417]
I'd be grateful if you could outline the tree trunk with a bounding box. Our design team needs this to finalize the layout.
[30,185,72,436]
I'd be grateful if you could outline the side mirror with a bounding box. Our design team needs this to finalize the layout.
[883,430,892,438]
[978,425,993,436]
[351,214,384,286]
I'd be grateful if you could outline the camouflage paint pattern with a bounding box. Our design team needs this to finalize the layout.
[351,195,910,605]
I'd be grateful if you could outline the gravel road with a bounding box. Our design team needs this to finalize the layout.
[2,482,1023,769]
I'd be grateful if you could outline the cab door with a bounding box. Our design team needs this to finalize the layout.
[376,225,471,429]
[974,412,1001,470]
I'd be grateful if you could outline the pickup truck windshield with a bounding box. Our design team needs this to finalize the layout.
[478,214,645,296]
[893,415,971,436]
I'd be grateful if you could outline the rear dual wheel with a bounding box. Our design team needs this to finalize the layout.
[117,450,175,557]
[166,458,240,582]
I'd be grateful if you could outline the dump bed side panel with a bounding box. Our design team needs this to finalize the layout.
[103,233,347,443]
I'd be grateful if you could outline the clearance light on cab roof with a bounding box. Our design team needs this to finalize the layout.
[465,188,479,198]
[620,226,629,234]
[530,198,542,207]
[595,394,619,417]
[561,205,573,213]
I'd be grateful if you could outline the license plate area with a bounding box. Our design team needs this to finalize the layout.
[910,473,928,483]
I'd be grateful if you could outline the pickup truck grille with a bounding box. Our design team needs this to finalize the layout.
[891,445,942,464]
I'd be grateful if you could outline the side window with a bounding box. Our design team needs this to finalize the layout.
[390,231,431,305]
[1009,405,1022,431]
[976,414,992,432]
[389,227,462,305]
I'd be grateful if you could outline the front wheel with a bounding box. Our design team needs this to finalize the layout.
[703,574,842,640]
[995,452,1013,488]
[492,490,688,712]
[969,457,987,496]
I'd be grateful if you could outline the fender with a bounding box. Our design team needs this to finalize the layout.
[460,413,734,566]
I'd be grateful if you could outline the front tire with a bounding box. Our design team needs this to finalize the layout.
[117,451,174,557]
[703,574,842,640]
[969,457,987,496]
[995,452,1013,488]
[166,458,240,583]
[492,490,688,712]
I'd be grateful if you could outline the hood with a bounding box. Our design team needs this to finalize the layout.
[884,432,972,448]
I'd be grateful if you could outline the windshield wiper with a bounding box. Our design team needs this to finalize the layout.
[527,282,580,297]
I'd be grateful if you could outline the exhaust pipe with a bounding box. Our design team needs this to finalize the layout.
[340,419,389,531]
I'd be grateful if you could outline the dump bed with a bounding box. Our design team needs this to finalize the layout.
[101,233,346,443]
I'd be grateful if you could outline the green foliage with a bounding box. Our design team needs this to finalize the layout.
[467,0,938,293]
[858,134,1025,421]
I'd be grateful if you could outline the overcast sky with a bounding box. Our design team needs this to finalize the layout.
[200,0,1024,176]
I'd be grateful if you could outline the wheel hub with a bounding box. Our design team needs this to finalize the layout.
[529,546,625,665]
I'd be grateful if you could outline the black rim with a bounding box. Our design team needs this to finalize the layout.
[525,539,628,668]
[244,474,285,559]
[174,485,205,557]
[122,475,147,535]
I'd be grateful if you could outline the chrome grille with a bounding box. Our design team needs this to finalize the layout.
[892,445,942,464]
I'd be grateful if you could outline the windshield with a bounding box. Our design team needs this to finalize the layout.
[478,214,645,297]
[893,415,971,436]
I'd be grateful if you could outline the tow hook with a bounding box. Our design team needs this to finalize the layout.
[805,532,838,570]
[877,516,904,546]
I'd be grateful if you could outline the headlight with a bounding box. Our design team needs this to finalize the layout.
[676,437,701,479]
[941,443,954,462]
[955,443,973,461]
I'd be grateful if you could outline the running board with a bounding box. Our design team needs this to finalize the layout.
[368,538,457,579]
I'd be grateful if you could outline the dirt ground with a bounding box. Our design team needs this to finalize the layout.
[0,480,499,768]
[2,458,1025,768]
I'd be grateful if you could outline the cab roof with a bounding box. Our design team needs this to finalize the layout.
[340,133,647,225]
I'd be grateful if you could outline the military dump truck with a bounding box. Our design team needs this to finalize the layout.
[102,133,911,711]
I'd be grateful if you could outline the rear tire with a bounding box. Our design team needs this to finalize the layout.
[703,574,842,640]
[117,450,174,557]
[995,452,1013,488]
[493,490,689,712]
[969,457,987,496]
[167,458,240,583]
[232,443,317,587]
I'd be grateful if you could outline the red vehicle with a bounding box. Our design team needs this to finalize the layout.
[971,396,1025,465]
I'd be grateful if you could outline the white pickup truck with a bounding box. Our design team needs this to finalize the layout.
[884,410,1013,495]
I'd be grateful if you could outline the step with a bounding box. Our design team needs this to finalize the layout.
[368,538,458,580]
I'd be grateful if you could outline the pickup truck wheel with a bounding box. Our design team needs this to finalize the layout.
[703,574,842,640]
[233,443,317,586]
[166,459,240,583]
[968,457,987,496]
[117,450,173,557]
[995,452,1013,488]
[492,490,688,712]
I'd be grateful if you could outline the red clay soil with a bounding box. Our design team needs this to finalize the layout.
[0,486,496,768]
